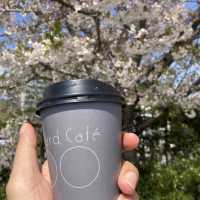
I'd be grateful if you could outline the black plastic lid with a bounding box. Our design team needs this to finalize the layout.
[36,79,125,115]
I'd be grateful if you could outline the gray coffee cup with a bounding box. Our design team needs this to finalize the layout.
[36,79,125,200]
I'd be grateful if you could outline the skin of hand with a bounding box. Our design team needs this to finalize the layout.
[6,123,139,200]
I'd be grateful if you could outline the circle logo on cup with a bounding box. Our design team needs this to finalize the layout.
[47,150,58,188]
[60,146,100,189]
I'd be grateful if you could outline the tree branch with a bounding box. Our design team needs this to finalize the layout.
[133,87,141,108]
[186,77,200,96]
[53,0,75,11]
[0,8,33,14]
[136,107,169,134]
[53,0,101,16]
[191,6,200,30]
[54,0,102,52]
[0,85,15,90]
[37,62,80,79]
[93,16,102,52]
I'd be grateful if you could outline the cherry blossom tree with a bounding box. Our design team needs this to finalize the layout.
[0,0,200,199]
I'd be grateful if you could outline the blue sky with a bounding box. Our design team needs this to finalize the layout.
[185,1,199,10]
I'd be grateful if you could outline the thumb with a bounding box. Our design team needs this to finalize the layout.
[118,161,139,195]
[10,123,40,179]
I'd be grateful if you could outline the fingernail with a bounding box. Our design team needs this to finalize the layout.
[124,171,137,191]
[19,122,29,135]
[118,194,132,200]
[129,133,139,142]
[118,195,123,200]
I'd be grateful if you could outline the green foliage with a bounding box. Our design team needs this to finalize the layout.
[165,26,173,35]
[139,155,200,200]
[53,20,62,36]
[0,167,9,200]
[44,20,63,49]
[0,100,11,128]
[0,184,6,200]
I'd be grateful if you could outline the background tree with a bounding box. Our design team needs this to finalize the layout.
[0,0,200,199]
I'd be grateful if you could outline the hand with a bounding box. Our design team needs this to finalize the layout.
[6,123,139,200]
